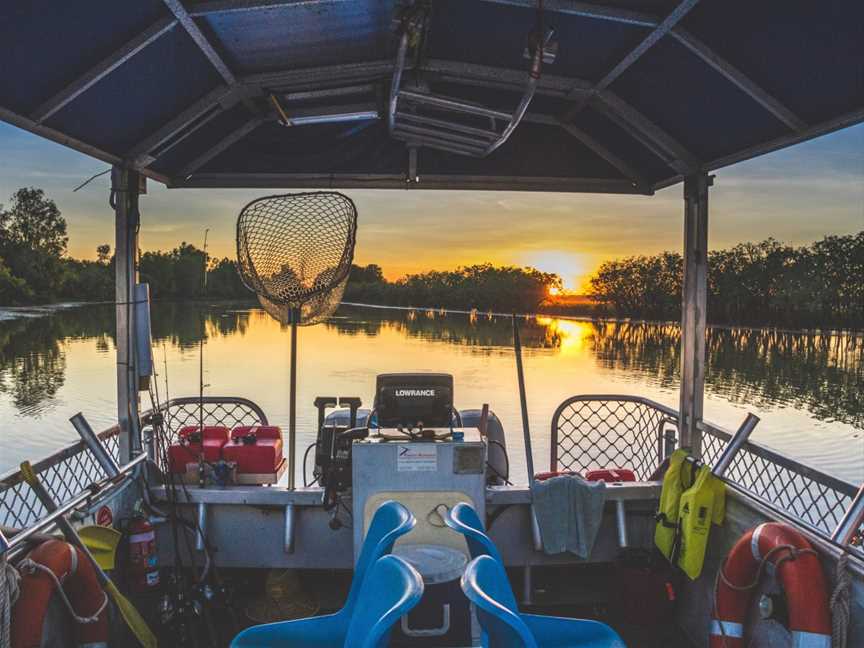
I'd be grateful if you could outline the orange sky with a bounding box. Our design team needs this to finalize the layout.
[1,123,862,293]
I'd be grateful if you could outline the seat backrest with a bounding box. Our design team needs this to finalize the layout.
[444,502,504,564]
[461,555,538,648]
[345,500,416,612]
[344,555,424,648]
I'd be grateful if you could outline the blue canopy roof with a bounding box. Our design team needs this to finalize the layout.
[1,0,861,194]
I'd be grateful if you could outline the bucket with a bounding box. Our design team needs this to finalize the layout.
[390,544,470,647]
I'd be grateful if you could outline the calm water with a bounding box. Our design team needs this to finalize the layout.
[0,302,861,484]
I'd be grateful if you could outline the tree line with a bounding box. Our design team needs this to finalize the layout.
[3,186,861,329]
[344,262,562,313]
[0,188,247,304]
[588,233,864,329]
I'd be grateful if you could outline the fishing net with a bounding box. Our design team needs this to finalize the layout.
[236,192,358,325]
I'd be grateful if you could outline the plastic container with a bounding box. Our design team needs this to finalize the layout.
[168,426,229,473]
[223,425,284,474]
[585,468,636,483]
[390,544,470,646]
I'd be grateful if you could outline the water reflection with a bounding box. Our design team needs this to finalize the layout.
[0,303,861,433]
[325,310,567,349]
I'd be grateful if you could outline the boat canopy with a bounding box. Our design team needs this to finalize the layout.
[2,0,862,194]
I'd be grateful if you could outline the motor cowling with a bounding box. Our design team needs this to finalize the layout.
[127,516,160,592]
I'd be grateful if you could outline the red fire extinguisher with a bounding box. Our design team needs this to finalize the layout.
[127,515,160,592]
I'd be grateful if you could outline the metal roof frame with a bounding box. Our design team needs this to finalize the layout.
[1,0,860,193]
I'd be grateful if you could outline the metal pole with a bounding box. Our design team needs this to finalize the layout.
[711,413,759,478]
[832,483,864,545]
[288,308,299,489]
[70,413,121,477]
[388,31,408,135]
[678,173,711,458]
[112,166,141,463]
[512,316,535,481]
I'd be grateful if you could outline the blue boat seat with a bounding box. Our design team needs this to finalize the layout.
[462,555,626,648]
[232,500,416,647]
[232,554,423,647]
[442,501,503,564]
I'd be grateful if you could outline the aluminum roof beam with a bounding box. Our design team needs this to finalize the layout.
[187,0,345,16]
[670,30,807,132]
[594,0,700,93]
[178,116,264,178]
[565,0,701,121]
[163,0,236,85]
[526,113,648,190]
[31,17,177,124]
[162,0,258,114]
[594,91,700,174]
[126,84,241,169]
[170,172,648,194]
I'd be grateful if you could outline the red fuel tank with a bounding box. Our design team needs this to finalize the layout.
[168,425,230,473]
[223,425,284,474]
[584,468,636,483]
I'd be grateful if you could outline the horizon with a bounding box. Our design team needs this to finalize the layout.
[1,121,861,292]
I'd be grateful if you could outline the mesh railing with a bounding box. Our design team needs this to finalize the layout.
[550,395,860,542]
[700,421,859,537]
[0,426,120,529]
[550,395,677,480]
[0,397,267,530]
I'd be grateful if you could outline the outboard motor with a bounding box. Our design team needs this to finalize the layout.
[313,397,366,510]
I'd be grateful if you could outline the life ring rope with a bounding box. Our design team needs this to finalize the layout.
[710,523,832,648]
[17,557,108,625]
[718,543,816,592]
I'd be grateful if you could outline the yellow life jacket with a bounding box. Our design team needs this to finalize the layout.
[654,449,695,560]
[676,464,726,579]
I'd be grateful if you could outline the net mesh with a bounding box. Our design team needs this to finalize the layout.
[236,192,357,325]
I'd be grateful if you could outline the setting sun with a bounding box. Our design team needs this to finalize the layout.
[548,286,561,296]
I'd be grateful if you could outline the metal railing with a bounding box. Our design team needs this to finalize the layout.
[550,395,862,547]
[0,425,121,530]
[0,397,267,531]
[699,419,860,538]
[551,395,678,480]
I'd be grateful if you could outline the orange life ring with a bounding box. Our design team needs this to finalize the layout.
[710,522,831,648]
[12,539,109,648]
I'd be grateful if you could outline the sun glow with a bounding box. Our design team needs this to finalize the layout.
[548,285,561,296]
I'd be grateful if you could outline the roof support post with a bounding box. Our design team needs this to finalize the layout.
[112,166,142,463]
[678,172,711,457]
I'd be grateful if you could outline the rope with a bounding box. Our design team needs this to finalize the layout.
[16,558,108,626]
[711,544,817,648]
[830,552,851,648]
[0,557,21,648]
